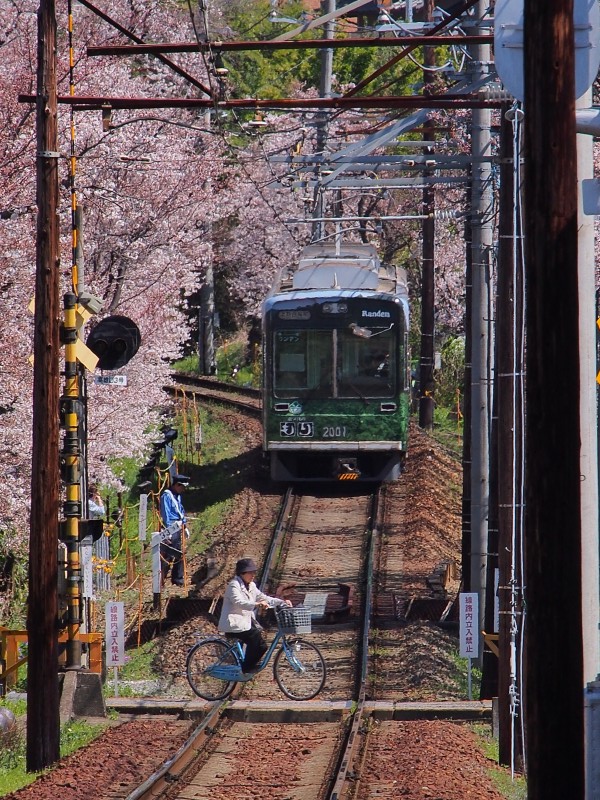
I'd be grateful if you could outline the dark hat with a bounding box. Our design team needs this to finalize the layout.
[172,474,190,485]
[235,558,258,575]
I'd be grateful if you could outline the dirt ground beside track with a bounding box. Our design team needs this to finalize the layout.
[4,417,518,800]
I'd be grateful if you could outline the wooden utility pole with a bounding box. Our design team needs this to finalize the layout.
[27,0,61,771]
[523,0,584,796]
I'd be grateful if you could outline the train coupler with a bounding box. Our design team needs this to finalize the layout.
[334,458,361,481]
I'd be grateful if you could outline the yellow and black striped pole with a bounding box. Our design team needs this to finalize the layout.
[61,292,82,668]
[60,0,83,669]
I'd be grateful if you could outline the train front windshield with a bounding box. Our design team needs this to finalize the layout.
[274,327,397,400]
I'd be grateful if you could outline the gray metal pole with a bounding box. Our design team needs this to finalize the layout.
[468,1,494,658]
[200,254,215,376]
[199,175,215,376]
[577,89,600,685]
[312,0,334,241]
[579,88,600,800]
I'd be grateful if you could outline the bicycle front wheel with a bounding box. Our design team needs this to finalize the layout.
[274,638,326,700]
[186,637,239,700]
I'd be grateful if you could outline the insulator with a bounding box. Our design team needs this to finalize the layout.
[433,209,462,221]
[478,85,515,102]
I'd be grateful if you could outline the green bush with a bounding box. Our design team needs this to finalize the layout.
[435,336,465,411]
[216,338,246,379]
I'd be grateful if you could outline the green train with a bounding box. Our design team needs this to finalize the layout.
[262,243,410,482]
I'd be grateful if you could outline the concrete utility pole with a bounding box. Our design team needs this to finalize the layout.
[523,0,584,795]
[468,0,494,658]
[28,0,61,771]
[199,254,215,375]
[577,87,600,800]
[577,87,600,687]
[418,0,436,430]
[197,174,215,377]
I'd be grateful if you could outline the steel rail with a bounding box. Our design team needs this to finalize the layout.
[124,701,225,800]
[259,485,296,594]
[121,486,383,799]
[164,382,261,418]
[122,488,297,797]
[18,93,503,110]
[327,486,383,800]
[87,34,493,57]
[172,373,260,400]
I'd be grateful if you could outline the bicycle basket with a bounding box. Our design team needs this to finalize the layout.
[276,605,311,634]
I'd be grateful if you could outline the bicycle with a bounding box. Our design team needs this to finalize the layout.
[186,605,326,701]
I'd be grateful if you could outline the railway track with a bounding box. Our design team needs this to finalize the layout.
[166,373,261,417]
[100,480,491,800]
[17,394,497,800]
[117,484,380,799]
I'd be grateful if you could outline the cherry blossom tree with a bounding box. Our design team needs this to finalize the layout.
[0,0,474,560]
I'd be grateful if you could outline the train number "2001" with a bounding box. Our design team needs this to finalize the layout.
[323,426,347,438]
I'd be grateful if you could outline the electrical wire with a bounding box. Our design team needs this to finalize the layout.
[184,1,305,242]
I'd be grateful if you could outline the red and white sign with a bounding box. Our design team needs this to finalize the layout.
[105,601,125,667]
[459,592,479,658]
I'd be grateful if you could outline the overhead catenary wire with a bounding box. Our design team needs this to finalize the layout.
[179,2,476,236]
[182,0,305,244]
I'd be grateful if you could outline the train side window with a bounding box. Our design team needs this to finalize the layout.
[279,352,305,373]
[337,327,396,398]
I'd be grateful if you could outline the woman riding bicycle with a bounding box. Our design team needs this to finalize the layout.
[218,558,292,677]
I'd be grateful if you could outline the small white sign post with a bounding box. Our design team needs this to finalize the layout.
[80,535,94,600]
[93,374,128,386]
[459,592,479,700]
[151,532,162,594]
[105,600,125,696]
[138,494,148,542]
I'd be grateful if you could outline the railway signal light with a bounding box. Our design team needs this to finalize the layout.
[161,427,178,443]
[59,518,104,542]
[86,315,141,371]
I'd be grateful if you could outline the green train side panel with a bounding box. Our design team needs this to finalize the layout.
[265,396,410,445]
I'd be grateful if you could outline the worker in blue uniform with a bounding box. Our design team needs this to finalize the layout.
[159,474,189,587]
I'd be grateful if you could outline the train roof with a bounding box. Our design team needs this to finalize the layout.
[268,243,408,297]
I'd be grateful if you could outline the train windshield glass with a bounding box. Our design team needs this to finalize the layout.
[274,327,396,399]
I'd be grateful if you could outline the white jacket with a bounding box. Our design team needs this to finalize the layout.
[218,576,286,633]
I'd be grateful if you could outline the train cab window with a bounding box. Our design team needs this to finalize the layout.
[274,326,398,400]
[274,329,331,398]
